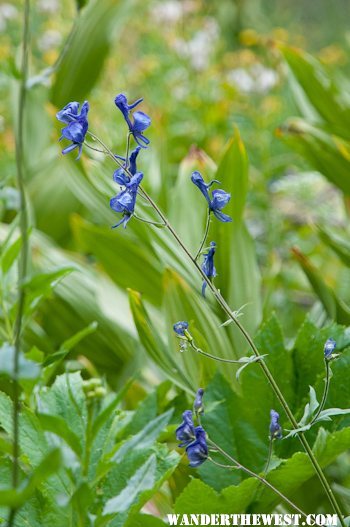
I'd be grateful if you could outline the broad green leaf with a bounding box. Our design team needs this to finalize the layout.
[99,444,179,527]
[0,449,61,508]
[211,130,261,352]
[43,321,98,367]
[24,267,75,314]
[72,216,163,305]
[280,44,350,140]
[0,343,40,380]
[129,514,168,527]
[163,268,237,386]
[37,413,82,457]
[103,455,157,515]
[129,289,195,393]
[51,0,135,106]
[0,235,21,274]
[278,119,350,195]
[318,226,350,267]
[292,247,350,324]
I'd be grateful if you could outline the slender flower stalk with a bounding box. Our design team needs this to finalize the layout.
[207,438,307,518]
[8,1,30,526]
[194,210,211,261]
[85,130,346,525]
[310,359,331,426]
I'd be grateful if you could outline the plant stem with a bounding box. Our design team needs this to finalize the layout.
[8,1,30,526]
[189,339,262,365]
[194,210,211,261]
[310,360,331,425]
[87,130,346,524]
[207,438,307,518]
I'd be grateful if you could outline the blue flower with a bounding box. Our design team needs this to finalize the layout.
[194,388,204,415]
[269,409,282,440]
[113,146,141,185]
[186,426,208,467]
[110,172,143,228]
[176,410,195,447]
[201,241,217,296]
[324,337,336,359]
[173,321,189,337]
[56,101,89,159]
[191,171,232,223]
[115,93,151,148]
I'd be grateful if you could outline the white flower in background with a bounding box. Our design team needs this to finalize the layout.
[228,64,279,94]
[38,29,62,52]
[173,18,219,71]
[151,0,183,23]
[37,0,60,13]
[0,3,18,32]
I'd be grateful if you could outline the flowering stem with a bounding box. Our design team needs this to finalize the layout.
[189,339,260,365]
[310,360,331,426]
[264,437,274,475]
[125,132,132,168]
[8,1,30,526]
[207,438,307,518]
[88,129,346,524]
[134,213,166,227]
[194,210,211,261]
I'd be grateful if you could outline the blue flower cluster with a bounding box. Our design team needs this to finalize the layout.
[176,403,208,468]
[56,101,89,159]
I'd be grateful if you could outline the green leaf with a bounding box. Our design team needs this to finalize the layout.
[128,289,194,393]
[0,235,21,274]
[278,119,350,195]
[280,44,350,140]
[37,413,82,457]
[51,0,135,106]
[72,216,163,305]
[24,267,75,313]
[0,343,40,380]
[292,246,350,324]
[43,321,98,367]
[103,455,157,515]
[211,130,261,351]
[0,449,61,508]
[163,268,237,386]
[318,226,350,267]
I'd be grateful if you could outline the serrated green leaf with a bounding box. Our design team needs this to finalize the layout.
[37,413,82,457]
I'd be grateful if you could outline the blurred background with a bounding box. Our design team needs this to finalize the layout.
[2,0,350,520]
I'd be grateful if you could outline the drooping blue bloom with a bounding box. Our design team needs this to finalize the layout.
[185,426,208,467]
[176,410,195,447]
[191,171,232,223]
[56,101,89,159]
[173,321,189,337]
[114,93,151,148]
[324,337,336,359]
[269,409,282,440]
[201,241,217,296]
[194,388,204,415]
[113,146,142,185]
[110,172,143,228]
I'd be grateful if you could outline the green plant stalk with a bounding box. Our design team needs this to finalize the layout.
[207,438,307,518]
[194,210,210,261]
[310,360,331,425]
[8,1,30,526]
[187,333,264,365]
[87,131,346,524]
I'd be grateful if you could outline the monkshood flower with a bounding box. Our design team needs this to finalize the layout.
[191,171,232,223]
[110,172,143,228]
[186,426,208,467]
[194,388,204,415]
[115,93,151,147]
[56,101,89,159]
[269,409,282,440]
[324,337,336,360]
[176,410,195,447]
[201,241,217,296]
[113,146,141,185]
[173,321,189,337]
